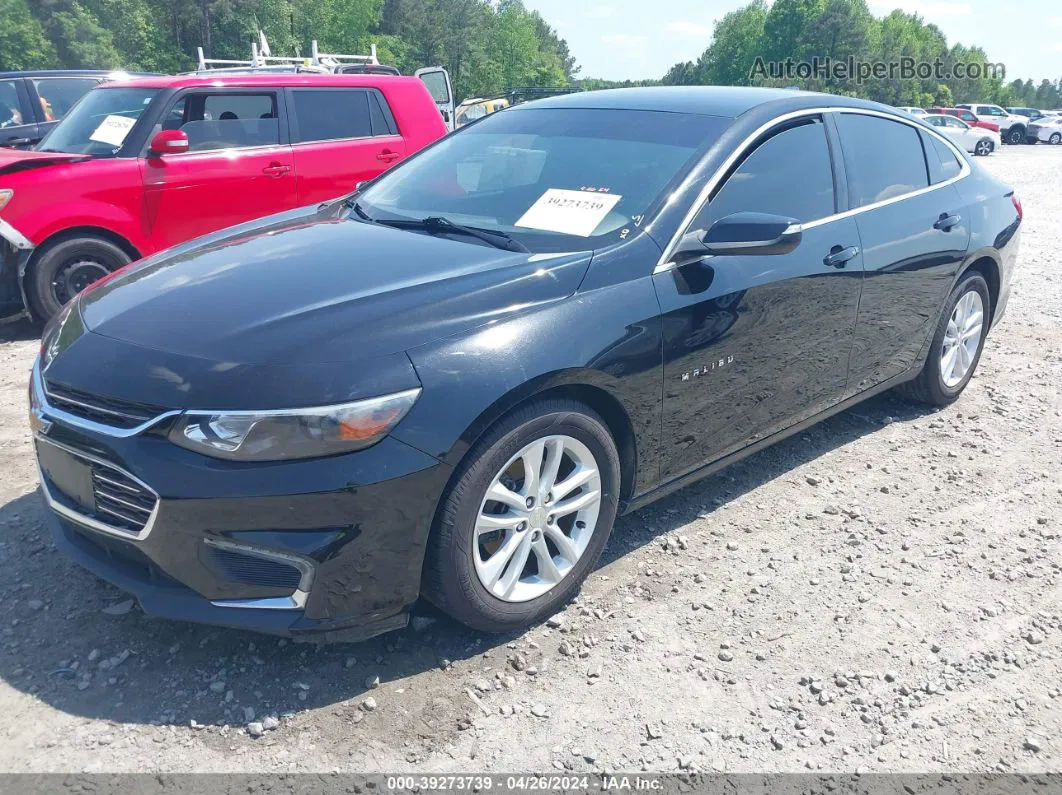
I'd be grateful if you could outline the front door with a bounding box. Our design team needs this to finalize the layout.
[655,116,864,481]
[142,89,297,252]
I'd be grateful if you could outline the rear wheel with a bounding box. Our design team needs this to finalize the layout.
[1050,133,1061,145]
[896,271,990,407]
[28,235,131,321]
[422,399,621,632]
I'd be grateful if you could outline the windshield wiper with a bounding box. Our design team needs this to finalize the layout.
[375,215,529,253]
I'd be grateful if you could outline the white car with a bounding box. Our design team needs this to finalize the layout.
[955,103,1028,145]
[897,106,926,117]
[1028,116,1062,144]
[923,113,1000,156]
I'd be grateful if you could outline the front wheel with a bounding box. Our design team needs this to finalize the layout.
[895,271,991,407]
[974,139,994,156]
[1005,127,1025,145]
[27,235,131,321]
[422,399,621,632]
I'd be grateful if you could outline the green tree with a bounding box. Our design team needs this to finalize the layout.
[0,0,57,70]
[699,0,768,86]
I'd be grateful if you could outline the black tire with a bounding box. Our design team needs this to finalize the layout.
[28,235,131,321]
[974,138,993,156]
[422,398,621,632]
[1005,127,1025,145]
[1051,133,1061,146]
[896,271,991,407]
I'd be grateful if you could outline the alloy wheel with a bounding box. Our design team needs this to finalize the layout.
[1051,133,1061,145]
[473,434,601,603]
[940,290,984,388]
[975,140,992,156]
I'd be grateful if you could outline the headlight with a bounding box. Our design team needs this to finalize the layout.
[0,190,13,212]
[168,388,421,461]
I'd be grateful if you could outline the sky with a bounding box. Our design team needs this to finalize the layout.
[522,0,1062,84]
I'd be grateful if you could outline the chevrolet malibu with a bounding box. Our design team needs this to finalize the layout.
[31,88,1021,640]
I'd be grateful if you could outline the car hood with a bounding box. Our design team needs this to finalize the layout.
[0,149,90,175]
[78,205,593,367]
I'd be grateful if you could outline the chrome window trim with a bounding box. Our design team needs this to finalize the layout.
[205,538,314,610]
[32,360,179,438]
[653,106,971,274]
[34,435,160,542]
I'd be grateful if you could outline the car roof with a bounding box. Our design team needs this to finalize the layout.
[506,85,905,120]
[0,69,158,79]
[100,73,423,90]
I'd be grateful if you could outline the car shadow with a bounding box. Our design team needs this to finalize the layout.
[0,390,933,728]
[0,317,40,343]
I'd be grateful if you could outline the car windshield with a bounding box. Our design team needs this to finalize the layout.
[37,86,159,157]
[356,107,729,253]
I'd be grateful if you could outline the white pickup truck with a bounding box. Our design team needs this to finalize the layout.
[955,103,1029,145]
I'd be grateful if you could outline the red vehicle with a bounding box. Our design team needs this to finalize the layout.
[925,107,1001,133]
[0,72,447,321]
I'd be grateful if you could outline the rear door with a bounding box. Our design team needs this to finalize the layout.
[0,78,40,148]
[655,115,864,479]
[833,112,971,395]
[287,86,406,205]
[415,67,455,131]
[28,76,100,139]
[142,89,297,250]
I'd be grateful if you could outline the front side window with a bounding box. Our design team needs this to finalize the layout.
[356,108,728,253]
[835,113,929,207]
[37,86,159,156]
[292,89,373,142]
[696,118,835,227]
[168,92,280,152]
[33,78,97,121]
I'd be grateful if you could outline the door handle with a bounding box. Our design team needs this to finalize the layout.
[934,213,962,231]
[824,245,860,268]
[262,162,291,177]
[376,149,400,163]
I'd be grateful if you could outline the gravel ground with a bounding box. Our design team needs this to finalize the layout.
[0,147,1058,775]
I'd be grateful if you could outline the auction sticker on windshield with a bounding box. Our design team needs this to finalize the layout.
[89,115,137,147]
[516,188,623,237]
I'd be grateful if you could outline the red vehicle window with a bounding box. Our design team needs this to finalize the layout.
[171,92,281,151]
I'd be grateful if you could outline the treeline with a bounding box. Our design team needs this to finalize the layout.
[662,0,1062,109]
[0,0,577,102]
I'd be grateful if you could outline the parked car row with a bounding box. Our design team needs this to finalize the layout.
[898,103,1062,145]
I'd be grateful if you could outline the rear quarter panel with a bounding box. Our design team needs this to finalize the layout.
[382,81,448,153]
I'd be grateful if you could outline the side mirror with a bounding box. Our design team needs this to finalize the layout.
[148,129,189,157]
[698,211,803,258]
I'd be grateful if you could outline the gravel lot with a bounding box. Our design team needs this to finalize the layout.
[0,147,1059,775]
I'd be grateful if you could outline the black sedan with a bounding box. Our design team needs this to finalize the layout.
[30,87,1022,640]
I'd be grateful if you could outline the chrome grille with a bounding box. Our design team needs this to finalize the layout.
[90,462,157,534]
[44,381,164,430]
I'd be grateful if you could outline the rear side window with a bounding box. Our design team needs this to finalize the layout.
[292,89,374,142]
[835,114,928,207]
[700,118,835,225]
[33,78,97,120]
[922,131,963,184]
[368,90,398,136]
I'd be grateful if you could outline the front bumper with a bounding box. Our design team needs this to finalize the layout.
[31,360,452,640]
[0,234,33,321]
